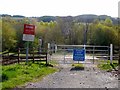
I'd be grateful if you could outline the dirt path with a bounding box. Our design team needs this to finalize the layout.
[25,58,118,88]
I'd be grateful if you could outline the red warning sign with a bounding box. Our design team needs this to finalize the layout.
[23,24,35,35]
[23,24,35,41]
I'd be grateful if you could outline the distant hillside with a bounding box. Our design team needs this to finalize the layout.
[37,16,56,22]
[0,14,12,17]
[74,14,98,23]
[74,14,118,24]
[0,14,25,18]
[13,15,25,18]
[0,14,118,24]
[37,14,118,24]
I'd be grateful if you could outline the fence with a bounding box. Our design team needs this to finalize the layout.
[1,51,18,65]
[113,46,119,60]
[1,44,119,65]
[1,48,48,65]
[48,44,117,64]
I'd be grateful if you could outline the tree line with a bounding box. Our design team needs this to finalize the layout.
[0,16,119,52]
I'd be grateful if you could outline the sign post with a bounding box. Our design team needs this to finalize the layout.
[73,49,85,62]
[23,24,35,64]
[26,41,29,64]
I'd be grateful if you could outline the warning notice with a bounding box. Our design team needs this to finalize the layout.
[23,24,35,41]
[73,49,85,61]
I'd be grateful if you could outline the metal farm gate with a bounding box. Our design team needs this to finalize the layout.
[47,44,113,64]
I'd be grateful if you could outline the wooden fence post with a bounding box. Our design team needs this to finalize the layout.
[46,52,47,65]
[8,50,9,60]
[107,46,110,60]
[33,47,34,63]
[93,46,95,64]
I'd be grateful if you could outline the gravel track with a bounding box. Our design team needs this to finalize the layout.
[25,55,118,88]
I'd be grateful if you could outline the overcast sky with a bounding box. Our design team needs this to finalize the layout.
[0,0,119,17]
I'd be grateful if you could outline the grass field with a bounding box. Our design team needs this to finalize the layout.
[1,62,58,89]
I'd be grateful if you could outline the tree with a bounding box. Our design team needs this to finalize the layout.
[104,18,113,27]
[2,20,17,51]
[56,16,74,44]
[0,19,2,52]
[89,22,118,46]
[45,22,64,44]
[72,23,85,44]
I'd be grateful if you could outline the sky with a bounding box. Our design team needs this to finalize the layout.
[0,0,119,17]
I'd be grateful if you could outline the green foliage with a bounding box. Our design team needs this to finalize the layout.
[98,63,112,71]
[89,20,118,45]
[2,19,17,51]
[1,62,57,89]
[97,60,118,71]
[104,18,113,26]
[0,19,2,53]
[72,63,84,68]
[2,17,119,52]
[45,22,64,44]
[72,23,84,44]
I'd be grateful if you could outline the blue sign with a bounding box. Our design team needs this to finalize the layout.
[73,49,85,61]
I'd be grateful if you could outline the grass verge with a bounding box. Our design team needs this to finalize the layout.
[97,60,118,71]
[71,63,84,70]
[1,62,58,89]
[72,63,84,67]
[0,65,2,90]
